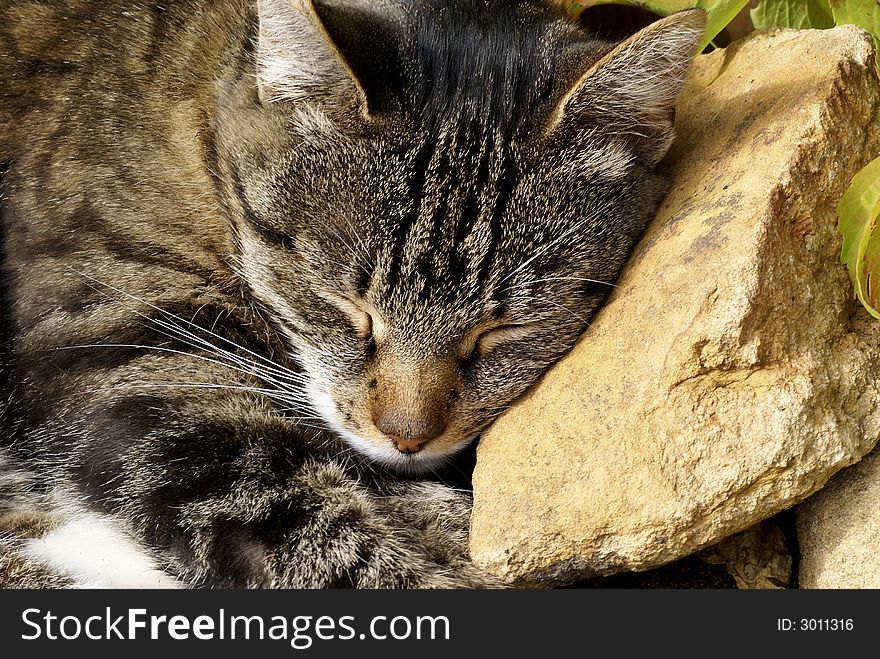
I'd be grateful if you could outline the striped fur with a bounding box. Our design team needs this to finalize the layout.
[0,0,703,587]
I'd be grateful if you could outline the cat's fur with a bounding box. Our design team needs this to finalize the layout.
[0,0,704,588]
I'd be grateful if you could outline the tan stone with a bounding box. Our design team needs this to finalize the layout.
[470,26,880,586]
[699,519,792,589]
[797,436,880,588]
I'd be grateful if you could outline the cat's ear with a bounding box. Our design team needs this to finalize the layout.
[256,0,399,116]
[548,9,706,163]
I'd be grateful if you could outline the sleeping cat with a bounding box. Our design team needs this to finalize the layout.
[0,0,704,588]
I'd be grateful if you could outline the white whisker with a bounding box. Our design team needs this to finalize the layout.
[503,275,618,292]
[62,269,322,422]
[67,268,304,382]
[498,222,585,286]
[531,294,588,324]
[54,343,305,395]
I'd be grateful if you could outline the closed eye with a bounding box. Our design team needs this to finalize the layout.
[475,323,540,357]
[345,302,374,339]
[316,290,380,340]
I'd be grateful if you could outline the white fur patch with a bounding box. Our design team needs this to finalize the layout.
[22,514,183,589]
[555,140,636,180]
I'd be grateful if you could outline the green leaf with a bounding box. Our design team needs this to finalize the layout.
[861,227,880,319]
[838,156,880,319]
[828,0,880,37]
[748,1,880,67]
[567,1,751,50]
[750,0,835,30]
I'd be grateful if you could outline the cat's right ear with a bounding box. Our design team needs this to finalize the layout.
[256,0,397,117]
[547,9,706,163]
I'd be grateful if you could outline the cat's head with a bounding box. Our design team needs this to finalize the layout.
[213,0,704,473]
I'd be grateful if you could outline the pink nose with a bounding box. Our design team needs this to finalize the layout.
[392,438,429,454]
[372,408,447,454]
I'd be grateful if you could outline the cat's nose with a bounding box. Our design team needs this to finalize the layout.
[372,407,447,453]
[393,438,429,454]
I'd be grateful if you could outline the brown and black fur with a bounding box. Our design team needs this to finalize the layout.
[0,0,704,587]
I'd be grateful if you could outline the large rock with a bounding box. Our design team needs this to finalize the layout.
[470,26,880,586]
[797,422,880,588]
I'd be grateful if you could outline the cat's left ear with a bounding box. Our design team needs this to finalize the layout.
[548,9,706,163]
[256,0,400,116]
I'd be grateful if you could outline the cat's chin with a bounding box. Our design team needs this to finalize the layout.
[334,426,476,475]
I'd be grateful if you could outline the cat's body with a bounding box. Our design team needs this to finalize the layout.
[0,0,703,588]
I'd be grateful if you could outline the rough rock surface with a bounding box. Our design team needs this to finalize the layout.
[699,519,792,589]
[470,26,880,586]
[797,425,880,588]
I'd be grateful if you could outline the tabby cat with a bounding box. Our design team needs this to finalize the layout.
[0,0,704,588]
